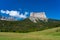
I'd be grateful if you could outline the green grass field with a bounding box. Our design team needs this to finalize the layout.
[0,27,60,40]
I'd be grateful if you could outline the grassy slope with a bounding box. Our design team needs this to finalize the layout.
[0,27,60,40]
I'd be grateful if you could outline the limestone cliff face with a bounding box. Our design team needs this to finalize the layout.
[29,12,48,23]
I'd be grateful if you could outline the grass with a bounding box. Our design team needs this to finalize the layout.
[0,27,60,40]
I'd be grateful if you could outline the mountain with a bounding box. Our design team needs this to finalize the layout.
[0,18,60,33]
[29,12,48,23]
[0,16,17,21]
[0,12,60,33]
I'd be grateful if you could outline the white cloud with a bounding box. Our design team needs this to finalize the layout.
[5,10,10,14]
[0,10,28,19]
[1,10,6,13]
[25,12,28,15]
[9,10,20,17]
[19,14,27,18]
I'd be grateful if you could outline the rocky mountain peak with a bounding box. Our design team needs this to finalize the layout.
[29,12,48,23]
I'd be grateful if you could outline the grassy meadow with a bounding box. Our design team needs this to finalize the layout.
[0,27,60,40]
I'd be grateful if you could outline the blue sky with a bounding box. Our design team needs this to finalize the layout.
[0,0,60,20]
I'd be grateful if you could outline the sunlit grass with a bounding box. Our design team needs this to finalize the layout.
[0,27,60,40]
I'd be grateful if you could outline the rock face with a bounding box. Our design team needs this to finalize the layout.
[29,12,48,23]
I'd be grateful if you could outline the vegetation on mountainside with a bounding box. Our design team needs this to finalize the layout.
[0,18,60,33]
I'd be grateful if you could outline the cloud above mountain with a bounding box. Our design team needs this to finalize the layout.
[0,10,28,19]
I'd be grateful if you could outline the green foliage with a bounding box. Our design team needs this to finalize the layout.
[0,18,60,33]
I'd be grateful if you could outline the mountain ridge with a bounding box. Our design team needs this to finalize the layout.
[0,18,60,33]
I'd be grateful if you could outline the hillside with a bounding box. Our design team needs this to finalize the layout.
[0,27,60,40]
[0,18,60,33]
